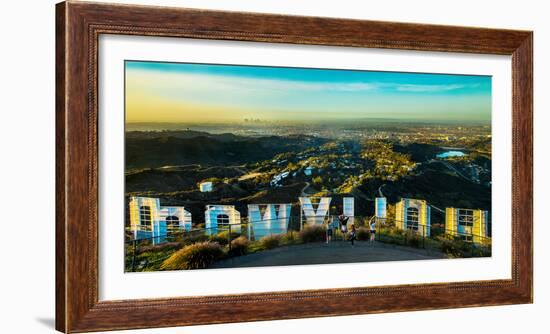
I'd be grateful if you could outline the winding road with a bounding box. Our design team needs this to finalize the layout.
[300,181,312,197]
[429,159,473,183]
[378,183,386,197]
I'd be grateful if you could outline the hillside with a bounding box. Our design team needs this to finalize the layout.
[358,163,491,211]
[125,131,325,169]
[125,165,244,193]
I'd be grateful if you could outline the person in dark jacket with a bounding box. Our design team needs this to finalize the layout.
[349,224,357,246]
[338,214,349,240]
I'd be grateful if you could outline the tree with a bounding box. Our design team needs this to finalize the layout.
[312,176,323,185]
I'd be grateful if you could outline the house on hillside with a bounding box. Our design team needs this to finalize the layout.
[199,181,213,192]
[270,171,290,187]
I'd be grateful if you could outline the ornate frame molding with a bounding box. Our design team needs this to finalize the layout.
[56,1,532,332]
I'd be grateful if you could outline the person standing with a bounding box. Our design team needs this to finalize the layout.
[369,220,376,245]
[326,218,335,244]
[349,224,357,246]
[339,214,349,241]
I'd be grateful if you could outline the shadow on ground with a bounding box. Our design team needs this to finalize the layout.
[35,317,55,329]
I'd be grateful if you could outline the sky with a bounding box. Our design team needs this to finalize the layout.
[125,61,492,124]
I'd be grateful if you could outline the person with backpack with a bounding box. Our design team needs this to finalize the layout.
[349,224,357,246]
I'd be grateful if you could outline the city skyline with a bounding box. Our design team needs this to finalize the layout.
[125,61,492,124]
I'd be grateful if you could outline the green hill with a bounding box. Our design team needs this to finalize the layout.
[126,131,324,169]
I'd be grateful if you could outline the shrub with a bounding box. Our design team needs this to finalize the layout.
[209,233,230,246]
[208,230,242,246]
[260,235,281,249]
[280,231,300,245]
[356,227,371,241]
[405,230,422,248]
[135,241,181,254]
[355,217,370,228]
[473,245,492,257]
[160,242,225,270]
[437,236,471,257]
[438,238,460,257]
[228,236,249,256]
[377,226,406,245]
[388,227,405,238]
[183,234,209,245]
[299,225,326,243]
[246,241,265,253]
[379,226,405,239]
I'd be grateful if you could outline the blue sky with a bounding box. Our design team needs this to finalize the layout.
[125,61,492,123]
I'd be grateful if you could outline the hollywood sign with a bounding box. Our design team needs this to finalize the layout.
[129,196,489,245]
[129,196,387,243]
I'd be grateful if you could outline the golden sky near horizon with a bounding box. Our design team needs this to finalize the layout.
[125,61,492,123]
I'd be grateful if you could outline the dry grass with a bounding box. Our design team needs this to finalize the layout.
[356,227,371,241]
[160,241,225,270]
[298,225,326,243]
[229,236,250,256]
[259,235,281,249]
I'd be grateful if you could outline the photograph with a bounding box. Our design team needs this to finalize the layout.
[124,60,493,272]
[1,0,540,332]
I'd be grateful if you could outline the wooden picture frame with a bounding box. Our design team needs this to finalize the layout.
[56,1,533,332]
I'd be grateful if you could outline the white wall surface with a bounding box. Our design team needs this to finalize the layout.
[0,0,547,333]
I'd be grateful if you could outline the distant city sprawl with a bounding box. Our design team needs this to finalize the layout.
[123,121,492,271]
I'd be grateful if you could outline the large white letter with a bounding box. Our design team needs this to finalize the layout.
[248,204,291,239]
[299,197,331,226]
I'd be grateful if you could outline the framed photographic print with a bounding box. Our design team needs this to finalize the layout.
[56,1,533,332]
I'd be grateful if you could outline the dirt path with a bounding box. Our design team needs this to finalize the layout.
[300,181,311,197]
[378,183,386,197]
[238,172,263,181]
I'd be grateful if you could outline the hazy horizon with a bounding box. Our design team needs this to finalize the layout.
[125,61,492,124]
[126,118,492,127]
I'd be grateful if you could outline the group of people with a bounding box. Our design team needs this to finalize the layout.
[325,214,376,246]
